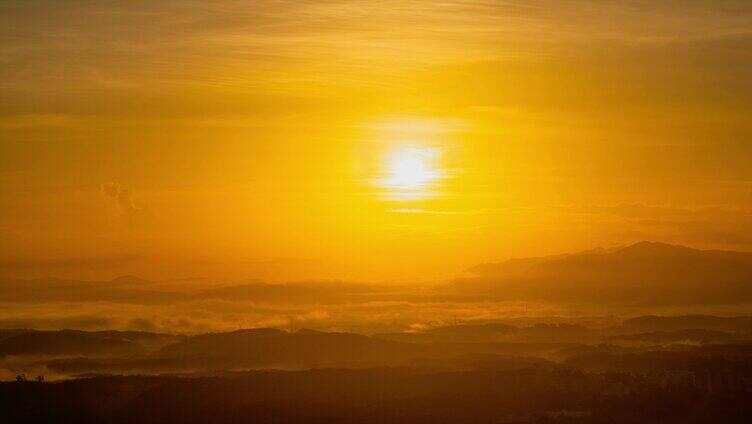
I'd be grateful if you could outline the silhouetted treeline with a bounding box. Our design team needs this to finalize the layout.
[3,364,752,423]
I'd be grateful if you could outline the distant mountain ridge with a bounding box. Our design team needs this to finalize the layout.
[460,241,752,305]
[4,241,752,309]
[467,241,742,275]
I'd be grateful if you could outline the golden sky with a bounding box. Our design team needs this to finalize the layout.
[1,1,752,281]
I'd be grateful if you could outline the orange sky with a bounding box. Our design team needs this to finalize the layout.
[1,1,752,281]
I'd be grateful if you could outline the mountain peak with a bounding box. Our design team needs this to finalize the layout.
[615,241,695,256]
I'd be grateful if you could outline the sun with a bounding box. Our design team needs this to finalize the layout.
[378,146,443,197]
[389,153,432,189]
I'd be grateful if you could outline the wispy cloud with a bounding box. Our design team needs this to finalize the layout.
[2,0,750,95]
[386,208,484,215]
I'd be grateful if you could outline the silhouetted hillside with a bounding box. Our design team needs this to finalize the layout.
[459,242,752,305]
[0,330,175,358]
[622,315,752,332]
[377,323,594,344]
[153,328,421,368]
[375,323,517,343]
[3,362,752,423]
[2,316,752,379]
[608,329,738,345]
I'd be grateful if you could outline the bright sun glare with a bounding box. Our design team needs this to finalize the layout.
[379,147,442,197]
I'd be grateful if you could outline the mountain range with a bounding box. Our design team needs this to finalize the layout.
[459,241,752,305]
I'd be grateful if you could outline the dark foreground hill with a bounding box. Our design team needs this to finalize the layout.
[1,319,752,422]
[3,361,752,424]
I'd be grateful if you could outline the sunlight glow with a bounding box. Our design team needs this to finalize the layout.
[378,146,443,199]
